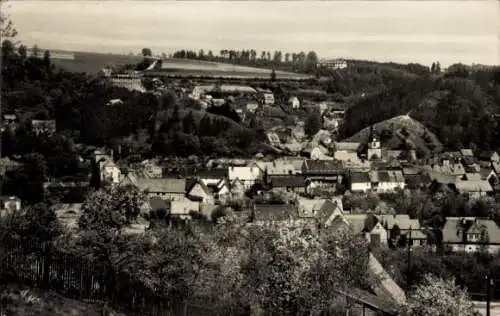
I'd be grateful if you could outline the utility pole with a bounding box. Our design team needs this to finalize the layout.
[486,275,492,316]
[406,226,412,295]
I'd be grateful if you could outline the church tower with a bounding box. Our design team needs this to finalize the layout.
[367,126,382,160]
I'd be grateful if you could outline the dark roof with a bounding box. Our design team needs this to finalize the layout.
[135,178,186,194]
[269,175,306,188]
[253,204,298,222]
[303,159,345,174]
[0,196,20,202]
[378,171,391,182]
[197,168,228,179]
[350,172,371,183]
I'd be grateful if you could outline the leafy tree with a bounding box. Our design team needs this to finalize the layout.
[31,44,40,57]
[78,185,146,235]
[141,47,152,57]
[0,0,17,38]
[400,274,478,316]
[304,112,322,137]
[270,68,276,82]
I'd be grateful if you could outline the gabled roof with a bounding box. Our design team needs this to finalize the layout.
[454,180,493,193]
[334,142,360,152]
[302,159,344,174]
[135,178,186,194]
[187,180,212,196]
[198,168,228,179]
[350,172,371,184]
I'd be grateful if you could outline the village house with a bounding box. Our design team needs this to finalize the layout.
[479,167,498,186]
[452,180,493,199]
[31,119,57,135]
[169,198,201,220]
[288,96,300,109]
[134,178,186,201]
[1,113,17,132]
[254,160,296,179]
[266,132,281,147]
[332,213,388,247]
[257,88,275,106]
[297,197,345,227]
[424,159,466,179]
[100,159,122,185]
[370,170,406,193]
[230,178,246,200]
[442,217,500,254]
[0,196,22,215]
[186,179,215,204]
[228,165,263,189]
[302,159,346,191]
[316,59,348,70]
[268,175,307,193]
[349,171,372,193]
[378,214,427,247]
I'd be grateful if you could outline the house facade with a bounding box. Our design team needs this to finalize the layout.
[350,172,372,193]
[442,217,500,254]
[0,196,21,215]
[228,166,262,189]
[134,178,186,201]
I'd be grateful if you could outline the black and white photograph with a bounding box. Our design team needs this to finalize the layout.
[0,0,499,315]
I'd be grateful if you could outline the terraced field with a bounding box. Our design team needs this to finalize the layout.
[50,50,312,79]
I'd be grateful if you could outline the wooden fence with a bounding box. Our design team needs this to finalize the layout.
[0,240,217,316]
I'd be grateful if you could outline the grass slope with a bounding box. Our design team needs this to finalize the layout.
[343,115,443,155]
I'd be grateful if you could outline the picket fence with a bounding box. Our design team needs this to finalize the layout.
[0,239,217,316]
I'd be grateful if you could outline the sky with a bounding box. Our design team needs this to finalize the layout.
[5,0,500,67]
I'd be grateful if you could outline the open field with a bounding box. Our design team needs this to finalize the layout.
[49,50,312,79]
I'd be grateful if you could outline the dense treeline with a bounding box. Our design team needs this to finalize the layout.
[341,77,436,137]
[341,64,500,152]
[171,48,320,74]
[151,105,268,158]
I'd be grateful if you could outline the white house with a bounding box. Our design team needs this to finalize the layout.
[371,170,406,193]
[100,160,122,184]
[288,96,300,109]
[0,196,21,216]
[350,172,372,193]
[170,198,201,220]
[228,166,263,189]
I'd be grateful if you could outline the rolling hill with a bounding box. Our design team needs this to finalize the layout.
[343,115,443,157]
[48,50,312,79]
